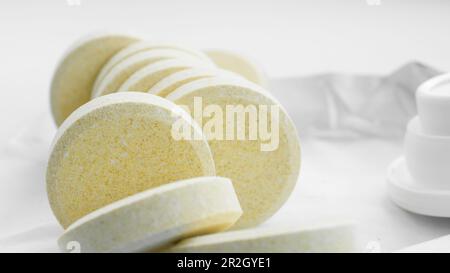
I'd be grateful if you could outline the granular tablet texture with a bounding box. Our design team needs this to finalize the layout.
[51,33,139,126]
[167,76,300,229]
[167,222,355,253]
[47,92,215,228]
[58,177,242,253]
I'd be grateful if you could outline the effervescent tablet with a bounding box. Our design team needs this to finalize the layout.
[167,222,355,253]
[149,67,240,98]
[118,58,214,93]
[205,49,269,88]
[93,41,213,92]
[167,76,301,229]
[92,49,206,98]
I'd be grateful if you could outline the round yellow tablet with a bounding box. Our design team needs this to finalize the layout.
[166,76,301,229]
[118,58,214,93]
[47,92,215,228]
[148,67,240,98]
[205,49,269,88]
[50,33,139,126]
[58,177,242,253]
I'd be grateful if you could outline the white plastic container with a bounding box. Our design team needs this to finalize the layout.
[416,73,450,136]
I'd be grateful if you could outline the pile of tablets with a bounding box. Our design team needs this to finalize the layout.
[47,33,354,253]
[388,73,450,217]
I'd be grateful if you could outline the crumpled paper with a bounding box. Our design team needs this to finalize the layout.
[1,62,448,253]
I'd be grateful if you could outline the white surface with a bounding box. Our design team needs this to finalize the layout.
[1,1,450,253]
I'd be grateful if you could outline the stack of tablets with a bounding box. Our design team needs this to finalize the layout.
[47,33,354,253]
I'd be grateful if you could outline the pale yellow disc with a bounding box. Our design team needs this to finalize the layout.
[167,76,300,229]
[58,177,242,253]
[93,41,214,94]
[148,67,240,98]
[205,49,269,88]
[92,49,204,98]
[47,92,215,228]
[167,222,355,253]
[50,33,139,126]
[118,58,214,93]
